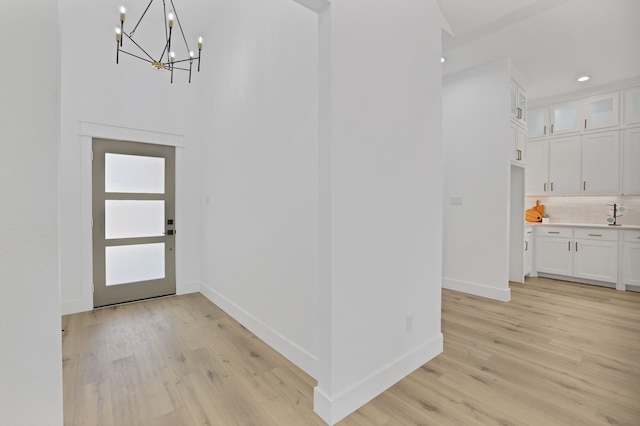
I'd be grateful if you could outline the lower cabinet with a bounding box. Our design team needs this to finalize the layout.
[622,230,640,287]
[524,228,533,276]
[573,229,618,283]
[535,227,619,284]
[536,227,573,275]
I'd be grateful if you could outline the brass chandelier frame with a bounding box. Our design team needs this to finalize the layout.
[115,0,202,83]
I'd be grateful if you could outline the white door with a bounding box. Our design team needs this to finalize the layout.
[548,136,581,194]
[623,242,640,286]
[573,239,618,283]
[582,131,620,194]
[525,140,549,195]
[536,237,573,276]
[622,128,640,194]
[92,139,176,307]
[584,92,620,130]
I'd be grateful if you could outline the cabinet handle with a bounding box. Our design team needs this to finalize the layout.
[551,182,554,192]
[568,241,571,251]
[588,233,602,237]
[575,241,578,252]
[544,125,547,135]
[551,124,554,134]
[525,241,528,251]
[517,108,523,119]
[548,231,560,234]
[583,181,586,191]
[517,149,522,161]
[544,182,547,192]
[584,119,587,129]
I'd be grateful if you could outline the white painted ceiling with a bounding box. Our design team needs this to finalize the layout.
[439,0,640,100]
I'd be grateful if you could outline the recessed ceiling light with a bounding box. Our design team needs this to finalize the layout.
[441,57,447,64]
[577,75,591,82]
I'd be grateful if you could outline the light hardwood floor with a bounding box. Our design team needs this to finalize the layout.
[62,277,640,425]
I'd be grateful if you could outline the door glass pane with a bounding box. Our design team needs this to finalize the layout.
[106,243,165,285]
[554,106,577,132]
[105,153,165,193]
[587,98,613,127]
[105,200,165,239]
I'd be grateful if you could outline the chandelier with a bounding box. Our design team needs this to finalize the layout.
[115,0,202,83]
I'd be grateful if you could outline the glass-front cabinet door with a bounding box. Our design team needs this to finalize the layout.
[584,92,620,130]
[550,101,582,136]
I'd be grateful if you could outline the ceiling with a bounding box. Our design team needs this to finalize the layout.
[438,0,640,100]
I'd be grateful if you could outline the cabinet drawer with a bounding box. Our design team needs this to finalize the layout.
[623,230,640,242]
[574,228,619,241]
[537,227,573,238]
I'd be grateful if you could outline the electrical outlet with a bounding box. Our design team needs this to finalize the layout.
[405,313,413,332]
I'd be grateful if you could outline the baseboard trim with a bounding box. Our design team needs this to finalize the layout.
[177,280,202,295]
[442,277,511,302]
[61,298,92,316]
[313,333,443,425]
[199,282,318,378]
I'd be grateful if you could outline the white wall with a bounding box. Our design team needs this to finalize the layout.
[198,0,320,374]
[0,1,63,424]
[442,59,512,301]
[59,0,203,314]
[313,1,445,423]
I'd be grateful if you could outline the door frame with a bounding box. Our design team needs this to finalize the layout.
[69,122,192,314]
[92,138,176,307]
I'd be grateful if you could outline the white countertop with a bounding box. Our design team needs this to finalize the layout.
[525,222,640,230]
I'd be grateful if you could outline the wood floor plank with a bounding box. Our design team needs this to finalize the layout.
[63,278,640,425]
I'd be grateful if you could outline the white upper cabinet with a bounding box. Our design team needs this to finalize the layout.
[624,86,640,125]
[510,80,527,126]
[528,107,549,139]
[525,140,549,195]
[548,136,581,194]
[550,101,582,136]
[581,131,620,194]
[510,123,527,164]
[584,92,620,130]
[623,127,640,194]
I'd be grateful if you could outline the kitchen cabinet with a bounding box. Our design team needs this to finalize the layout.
[510,81,527,126]
[622,128,640,194]
[573,229,618,283]
[550,101,582,136]
[535,227,619,284]
[510,123,527,163]
[525,140,548,195]
[536,227,573,275]
[524,228,533,277]
[624,86,640,125]
[525,132,620,196]
[584,92,620,131]
[527,102,582,138]
[581,131,620,194]
[548,136,581,194]
[528,92,621,138]
[622,230,640,287]
[528,107,549,139]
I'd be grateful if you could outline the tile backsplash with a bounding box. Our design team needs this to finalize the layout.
[525,195,640,226]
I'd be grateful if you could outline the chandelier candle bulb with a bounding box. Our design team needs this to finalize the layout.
[119,6,125,46]
[115,27,121,63]
[197,36,202,72]
[168,13,174,28]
